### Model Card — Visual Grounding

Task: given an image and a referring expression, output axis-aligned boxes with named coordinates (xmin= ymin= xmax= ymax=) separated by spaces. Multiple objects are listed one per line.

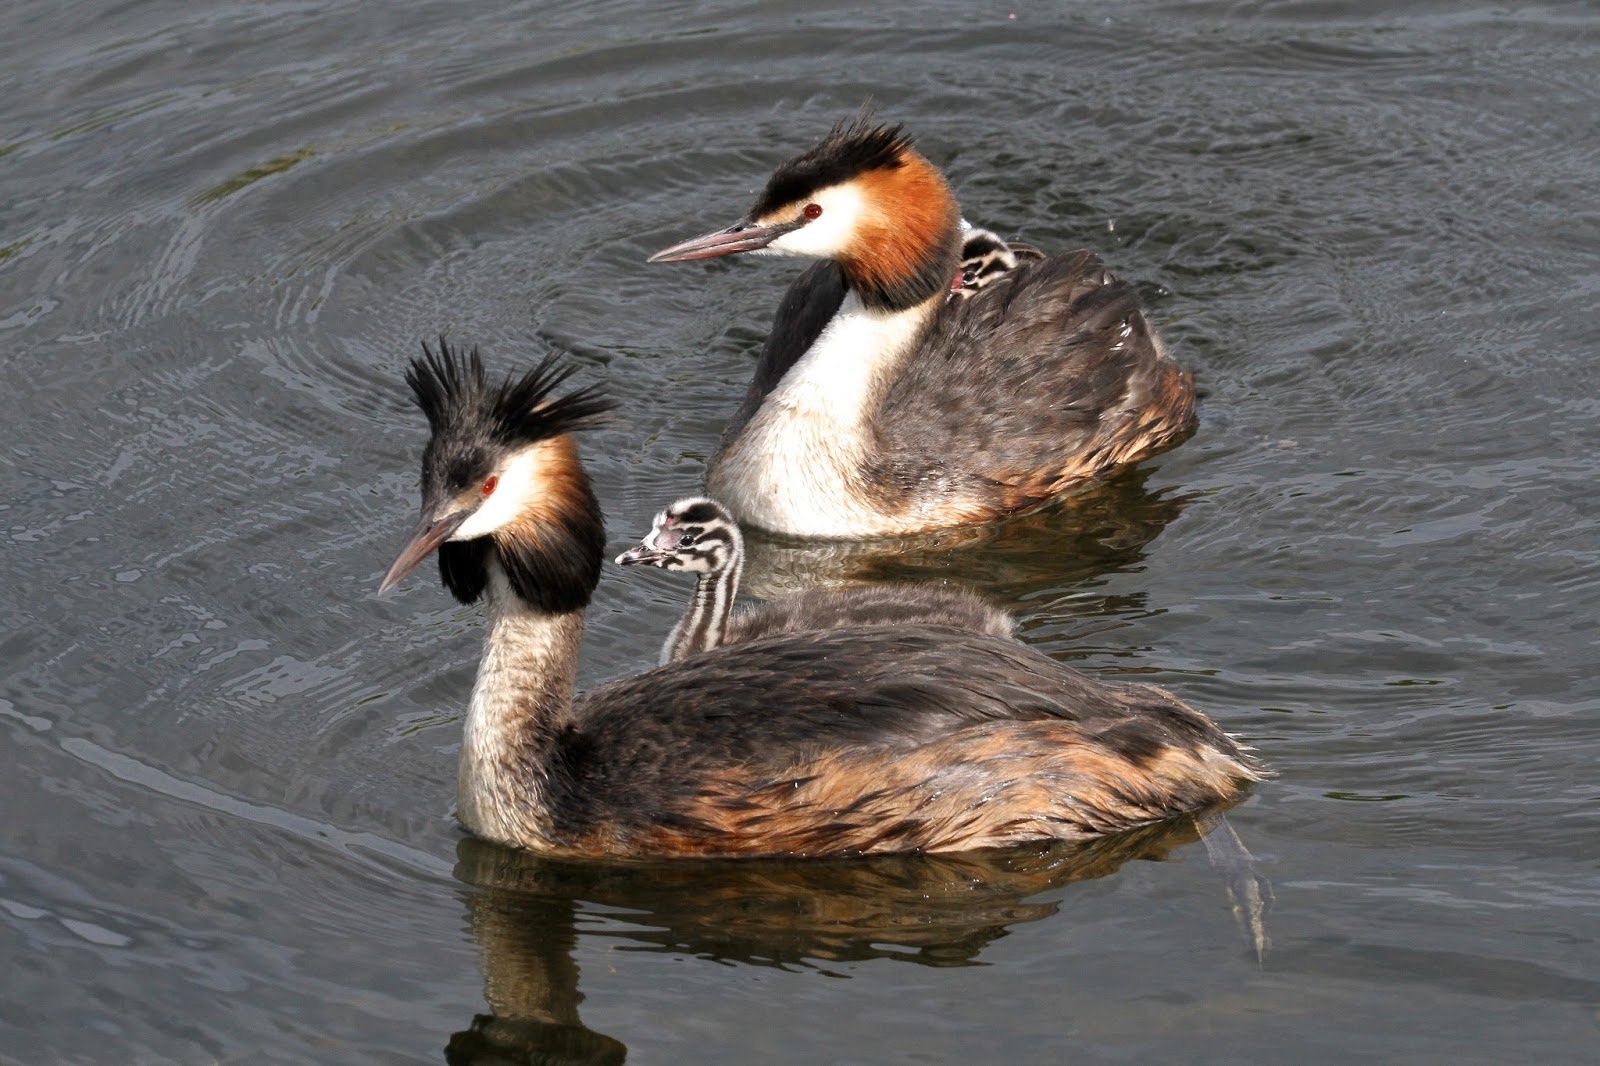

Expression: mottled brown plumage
xmin=873 ymin=250 xmax=1197 ymax=518
xmin=562 ymin=630 xmax=1259 ymax=857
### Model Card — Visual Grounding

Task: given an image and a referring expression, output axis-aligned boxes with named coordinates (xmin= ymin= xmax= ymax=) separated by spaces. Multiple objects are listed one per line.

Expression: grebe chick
xmin=951 ymin=225 xmax=1045 ymax=300
xmin=380 ymin=340 xmax=1264 ymax=858
xmin=649 ymin=116 xmax=1196 ymax=539
xmin=615 ymin=496 xmax=1012 ymax=664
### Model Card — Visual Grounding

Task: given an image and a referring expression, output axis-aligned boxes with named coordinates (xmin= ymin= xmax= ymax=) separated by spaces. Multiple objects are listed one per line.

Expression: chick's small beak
xmin=647 ymin=218 xmax=794 ymax=263
xmin=615 ymin=542 xmax=666 ymax=567
xmin=379 ymin=510 xmax=470 ymax=593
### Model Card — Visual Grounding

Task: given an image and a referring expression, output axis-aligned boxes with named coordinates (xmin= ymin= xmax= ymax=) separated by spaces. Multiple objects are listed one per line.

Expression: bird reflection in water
xmin=445 ymin=810 xmax=1267 ymax=1065
xmin=730 ymin=466 xmax=1195 ymax=609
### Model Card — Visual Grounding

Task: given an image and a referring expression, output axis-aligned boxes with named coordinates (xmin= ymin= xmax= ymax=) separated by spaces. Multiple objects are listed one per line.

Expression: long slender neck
xmin=776 ymin=291 xmax=939 ymax=425
xmin=662 ymin=550 xmax=744 ymax=664
xmin=707 ymin=291 xmax=944 ymax=537
xmin=458 ymin=565 xmax=584 ymax=850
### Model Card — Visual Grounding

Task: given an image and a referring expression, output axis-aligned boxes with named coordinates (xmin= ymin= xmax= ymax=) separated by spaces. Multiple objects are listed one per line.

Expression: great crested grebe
xmin=379 ymin=339 xmax=1263 ymax=858
xmin=649 ymin=116 xmax=1196 ymax=539
xmin=615 ymin=496 xmax=1012 ymax=664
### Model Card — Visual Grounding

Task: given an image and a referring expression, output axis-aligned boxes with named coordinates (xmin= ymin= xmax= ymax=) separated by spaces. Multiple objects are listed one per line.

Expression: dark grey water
xmin=4 ymin=1 xmax=1598 ymax=1062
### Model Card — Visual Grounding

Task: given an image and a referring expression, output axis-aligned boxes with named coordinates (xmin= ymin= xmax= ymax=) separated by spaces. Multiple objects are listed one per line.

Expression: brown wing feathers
xmin=875 ymin=251 xmax=1196 ymax=513
xmin=553 ymin=626 xmax=1261 ymax=857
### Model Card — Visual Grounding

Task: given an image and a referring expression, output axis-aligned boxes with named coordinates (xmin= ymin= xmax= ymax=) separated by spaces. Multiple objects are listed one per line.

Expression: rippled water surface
xmin=4 ymin=1 xmax=1599 ymax=1062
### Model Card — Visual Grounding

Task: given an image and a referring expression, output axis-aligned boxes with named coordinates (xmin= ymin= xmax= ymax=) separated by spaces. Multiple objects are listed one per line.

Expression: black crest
xmin=404 ymin=338 xmax=612 ymax=613
xmin=407 ymin=337 xmax=613 ymax=451
xmin=749 ymin=115 xmax=913 ymax=220
xmin=409 ymin=337 xmax=614 ymax=500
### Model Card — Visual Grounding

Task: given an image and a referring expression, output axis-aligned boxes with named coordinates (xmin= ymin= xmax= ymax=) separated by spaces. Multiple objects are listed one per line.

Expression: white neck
xmin=708 ymin=292 xmax=939 ymax=537
xmin=662 ymin=552 xmax=743 ymax=664
xmin=457 ymin=566 xmax=583 ymax=850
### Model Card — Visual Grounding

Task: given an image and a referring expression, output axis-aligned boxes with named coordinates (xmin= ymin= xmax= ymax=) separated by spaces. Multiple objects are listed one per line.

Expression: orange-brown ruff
xmin=382 ymin=341 xmax=1263 ymax=859
xmin=650 ymin=117 xmax=1197 ymax=538
xmin=844 ymin=156 xmax=956 ymax=302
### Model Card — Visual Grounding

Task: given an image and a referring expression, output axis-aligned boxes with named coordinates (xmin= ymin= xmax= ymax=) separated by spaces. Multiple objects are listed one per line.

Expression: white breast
xmin=708 ymin=293 xmax=934 ymax=538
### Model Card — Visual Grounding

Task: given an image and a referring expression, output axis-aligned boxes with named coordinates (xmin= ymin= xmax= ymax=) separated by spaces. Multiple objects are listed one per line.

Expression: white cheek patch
xmin=766 ymin=183 xmax=868 ymax=259
xmin=449 ymin=447 xmax=544 ymax=541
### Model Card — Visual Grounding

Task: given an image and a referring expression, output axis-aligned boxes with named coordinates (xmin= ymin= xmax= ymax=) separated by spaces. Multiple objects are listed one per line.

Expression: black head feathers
xmin=403 ymin=339 xmax=611 ymax=613
xmin=407 ymin=337 xmax=614 ymax=449
xmin=410 ymin=337 xmax=614 ymax=502
xmin=749 ymin=116 xmax=914 ymax=220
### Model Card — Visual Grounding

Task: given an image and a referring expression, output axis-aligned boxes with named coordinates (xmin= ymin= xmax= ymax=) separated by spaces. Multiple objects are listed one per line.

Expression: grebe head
xmin=615 ymin=497 xmax=740 ymax=574
xmin=379 ymin=338 xmax=613 ymax=611
xmin=649 ymin=116 xmax=962 ymax=309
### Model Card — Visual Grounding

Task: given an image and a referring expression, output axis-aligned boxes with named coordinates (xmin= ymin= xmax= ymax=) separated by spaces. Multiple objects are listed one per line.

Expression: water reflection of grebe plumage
xmin=650 ymin=116 xmax=1196 ymax=538
xmin=380 ymin=340 xmax=1263 ymax=859
xmin=446 ymin=819 xmax=1253 ymax=1063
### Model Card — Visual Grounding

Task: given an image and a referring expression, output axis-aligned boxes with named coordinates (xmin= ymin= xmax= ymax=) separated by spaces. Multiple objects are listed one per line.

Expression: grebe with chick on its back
xmin=650 ymin=115 xmax=1196 ymax=539
xmin=378 ymin=339 xmax=1263 ymax=859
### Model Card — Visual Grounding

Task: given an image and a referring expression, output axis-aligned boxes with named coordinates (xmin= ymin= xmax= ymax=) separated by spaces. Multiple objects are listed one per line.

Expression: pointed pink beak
xmin=647 ymin=219 xmax=792 ymax=263
xmin=379 ymin=510 xmax=470 ymax=593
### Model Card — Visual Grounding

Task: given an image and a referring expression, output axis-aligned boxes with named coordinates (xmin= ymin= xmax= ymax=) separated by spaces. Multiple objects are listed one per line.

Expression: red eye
xmin=481 ymin=476 xmax=498 ymax=496
xmin=803 ymin=203 xmax=823 ymax=220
